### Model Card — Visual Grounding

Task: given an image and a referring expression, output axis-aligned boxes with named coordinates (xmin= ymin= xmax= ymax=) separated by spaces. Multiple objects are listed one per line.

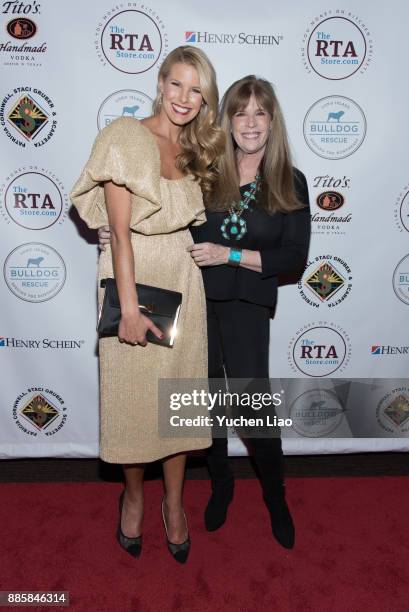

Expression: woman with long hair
xmin=99 ymin=74 xmax=310 ymax=550
xmin=188 ymin=75 xmax=310 ymax=549
xmin=71 ymin=46 xmax=224 ymax=563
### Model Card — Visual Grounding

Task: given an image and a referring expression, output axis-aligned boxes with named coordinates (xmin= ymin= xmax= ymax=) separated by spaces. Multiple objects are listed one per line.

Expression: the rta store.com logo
xmin=97 ymin=90 xmax=153 ymax=130
xmin=3 ymin=242 xmax=66 ymax=302
xmin=303 ymin=96 xmax=366 ymax=160
xmin=0 ymin=169 xmax=68 ymax=230
xmin=298 ymin=254 xmax=352 ymax=309
xmin=185 ymin=31 xmax=283 ymax=46
xmin=288 ymin=322 xmax=351 ymax=377
xmin=95 ymin=6 xmax=168 ymax=74
xmin=301 ymin=11 xmax=373 ymax=79
xmin=0 ymin=87 xmax=57 ymax=147
xmin=394 ymin=184 xmax=409 ymax=234
xmin=12 ymin=387 xmax=67 ymax=438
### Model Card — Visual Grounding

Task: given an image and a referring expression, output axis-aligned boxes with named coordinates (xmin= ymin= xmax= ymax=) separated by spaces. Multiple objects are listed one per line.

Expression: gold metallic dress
xmin=71 ymin=118 xmax=211 ymax=463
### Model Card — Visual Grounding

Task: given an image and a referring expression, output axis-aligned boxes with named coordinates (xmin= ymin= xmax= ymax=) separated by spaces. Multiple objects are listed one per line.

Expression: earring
xmin=158 ymin=92 xmax=163 ymax=106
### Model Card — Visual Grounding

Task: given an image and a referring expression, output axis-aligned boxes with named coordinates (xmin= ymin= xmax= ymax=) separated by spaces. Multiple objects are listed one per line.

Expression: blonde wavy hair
xmin=209 ymin=75 xmax=303 ymax=214
xmin=152 ymin=46 xmax=224 ymax=202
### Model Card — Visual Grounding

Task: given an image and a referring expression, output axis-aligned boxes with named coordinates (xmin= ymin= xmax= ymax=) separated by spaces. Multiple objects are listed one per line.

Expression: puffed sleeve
xmin=259 ymin=168 xmax=311 ymax=278
xmin=70 ymin=117 xmax=161 ymax=229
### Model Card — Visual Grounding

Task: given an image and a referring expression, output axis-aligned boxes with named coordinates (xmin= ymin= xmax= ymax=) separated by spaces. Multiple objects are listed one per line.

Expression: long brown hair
xmin=152 ymin=46 xmax=224 ymax=202
xmin=209 ymin=75 xmax=303 ymax=214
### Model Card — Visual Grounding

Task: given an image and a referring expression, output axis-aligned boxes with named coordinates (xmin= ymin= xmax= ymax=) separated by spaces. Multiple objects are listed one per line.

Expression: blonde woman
xmin=71 ymin=46 xmax=224 ymax=563
xmin=98 ymin=75 xmax=310 ymax=550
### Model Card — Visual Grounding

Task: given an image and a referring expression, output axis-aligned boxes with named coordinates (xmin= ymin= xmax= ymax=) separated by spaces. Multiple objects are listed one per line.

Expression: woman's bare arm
xmin=104 ymin=181 xmax=162 ymax=345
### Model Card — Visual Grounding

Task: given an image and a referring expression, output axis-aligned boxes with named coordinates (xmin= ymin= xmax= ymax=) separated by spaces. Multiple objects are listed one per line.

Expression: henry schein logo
xmin=184 ymin=30 xmax=283 ymax=46
xmin=371 ymin=345 xmax=409 ymax=356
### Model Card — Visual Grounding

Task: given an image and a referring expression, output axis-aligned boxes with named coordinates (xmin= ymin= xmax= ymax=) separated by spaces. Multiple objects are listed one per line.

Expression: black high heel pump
xmin=116 ymin=490 xmax=142 ymax=558
xmin=161 ymin=497 xmax=190 ymax=564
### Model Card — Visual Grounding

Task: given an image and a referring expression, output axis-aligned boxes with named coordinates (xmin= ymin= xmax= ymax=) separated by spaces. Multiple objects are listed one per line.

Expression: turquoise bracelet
xmin=228 ymin=247 xmax=242 ymax=267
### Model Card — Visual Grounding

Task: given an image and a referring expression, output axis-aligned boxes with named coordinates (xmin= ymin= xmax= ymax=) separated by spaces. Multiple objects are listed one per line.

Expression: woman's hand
xmin=187 ymin=242 xmax=229 ymax=267
xmin=118 ymin=311 xmax=163 ymax=346
xmin=98 ymin=225 xmax=111 ymax=251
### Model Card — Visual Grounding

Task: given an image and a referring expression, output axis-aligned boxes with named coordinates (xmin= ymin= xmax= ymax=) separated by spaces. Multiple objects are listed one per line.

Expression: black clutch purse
xmin=97 ymin=278 xmax=182 ymax=348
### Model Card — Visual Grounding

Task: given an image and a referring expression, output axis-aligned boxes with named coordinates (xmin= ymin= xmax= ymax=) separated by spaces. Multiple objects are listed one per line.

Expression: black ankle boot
xmin=247 ymin=438 xmax=294 ymax=548
xmin=205 ymin=477 xmax=234 ymax=532
xmin=263 ymin=486 xmax=295 ymax=549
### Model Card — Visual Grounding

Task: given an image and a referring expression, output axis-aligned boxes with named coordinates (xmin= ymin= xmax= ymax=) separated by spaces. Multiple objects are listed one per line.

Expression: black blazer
xmin=189 ymin=168 xmax=311 ymax=307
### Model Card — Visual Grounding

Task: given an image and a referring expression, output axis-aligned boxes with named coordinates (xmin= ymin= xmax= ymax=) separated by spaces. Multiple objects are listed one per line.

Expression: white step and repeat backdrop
xmin=1 ymin=0 xmax=408 ymax=458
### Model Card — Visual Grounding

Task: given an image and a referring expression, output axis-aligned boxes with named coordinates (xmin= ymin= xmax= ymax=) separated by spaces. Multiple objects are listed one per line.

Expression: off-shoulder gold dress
xmin=71 ymin=118 xmax=211 ymax=463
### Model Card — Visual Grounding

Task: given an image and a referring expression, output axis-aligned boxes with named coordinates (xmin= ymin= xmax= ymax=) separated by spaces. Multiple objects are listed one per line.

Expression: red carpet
xmin=1 ymin=478 xmax=408 ymax=612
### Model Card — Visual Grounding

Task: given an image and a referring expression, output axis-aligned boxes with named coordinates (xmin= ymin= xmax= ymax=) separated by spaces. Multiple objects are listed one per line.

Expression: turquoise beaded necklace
xmin=220 ymin=174 xmax=260 ymax=241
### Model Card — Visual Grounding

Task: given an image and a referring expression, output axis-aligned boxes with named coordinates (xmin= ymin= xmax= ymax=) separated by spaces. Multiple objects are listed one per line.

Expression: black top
xmin=189 ymin=167 xmax=311 ymax=307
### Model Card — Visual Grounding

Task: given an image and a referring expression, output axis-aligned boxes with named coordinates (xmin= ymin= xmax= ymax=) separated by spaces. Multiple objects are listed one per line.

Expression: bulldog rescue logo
xmin=289 ymin=388 xmax=345 ymax=437
xmin=301 ymin=11 xmax=373 ymax=79
xmin=12 ymin=387 xmax=67 ymax=437
xmin=393 ymin=255 xmax=409 ymax=305
xmin=97 ymin=89 xmax=153 ymax=130
xmin=303 ymin=96 xmax=366 ymax=160
xmin=288 ymin=322 xmax=351 ymax=377
xmin=298 ymin=255 xmax=352 ymax=308
xmin=3 ymin=242 xmax=66 ymax=302
xmin=0 ymin=86 xmax=57 ymax=147
xmin=95 ymin=5 xmax=168 ymax=74
xmin=0 ymin=168 xmax=68 ymax=229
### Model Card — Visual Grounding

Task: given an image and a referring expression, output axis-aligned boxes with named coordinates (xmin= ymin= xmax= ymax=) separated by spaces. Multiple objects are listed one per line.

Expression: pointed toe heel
xmin=161 ymin=498 xmax=190 ymax=564
xmin=116 ymin=491 xmax=142 ymax=558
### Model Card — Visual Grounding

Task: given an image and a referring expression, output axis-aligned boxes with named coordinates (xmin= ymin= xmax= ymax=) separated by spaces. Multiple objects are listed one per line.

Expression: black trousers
xmin=206 ymin=298 xmax=284 ymax=495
